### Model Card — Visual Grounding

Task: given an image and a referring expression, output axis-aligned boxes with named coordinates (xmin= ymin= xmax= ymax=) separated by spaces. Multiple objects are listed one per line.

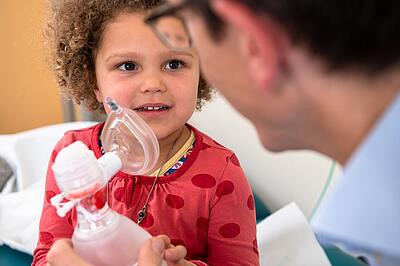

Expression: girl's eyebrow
xmin=104 ymin=50 xmax=194 ymax=63
xmin=161 ymin=50 xmax=194 ymax=58
xmin=105 ymin=51 xmax=144 ymax=63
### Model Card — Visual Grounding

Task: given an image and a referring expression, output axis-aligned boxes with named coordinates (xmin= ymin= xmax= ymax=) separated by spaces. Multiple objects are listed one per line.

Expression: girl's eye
xmin=165 ymin=60 xmax=185 ymax=70
xmin=118 ymin=62 xmax=137 ymax=71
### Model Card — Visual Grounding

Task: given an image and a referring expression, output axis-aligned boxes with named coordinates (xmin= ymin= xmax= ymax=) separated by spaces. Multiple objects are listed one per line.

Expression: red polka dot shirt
xmin=32 ymin=123 xmax=259 ymax=266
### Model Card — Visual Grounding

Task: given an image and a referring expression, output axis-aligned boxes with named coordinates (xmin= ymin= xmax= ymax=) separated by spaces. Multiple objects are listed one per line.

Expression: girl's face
xmin=94 ymin=11 xmax=199 ymax=141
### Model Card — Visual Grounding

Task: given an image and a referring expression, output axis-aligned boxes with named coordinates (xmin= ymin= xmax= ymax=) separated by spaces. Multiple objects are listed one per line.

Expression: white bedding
xmin=0 ymin=122 xmax=96 ymax=254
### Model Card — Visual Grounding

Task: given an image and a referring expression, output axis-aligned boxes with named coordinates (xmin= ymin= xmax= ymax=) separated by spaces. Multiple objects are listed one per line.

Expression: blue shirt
xmin=312 ymin=93 xmax=400 ymax=266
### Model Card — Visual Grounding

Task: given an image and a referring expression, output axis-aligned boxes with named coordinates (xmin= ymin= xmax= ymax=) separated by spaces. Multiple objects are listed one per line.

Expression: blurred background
xmin=0 ymin=1 xmax=103 ymax=134
xmin=0 ymin=1 xmax=63 ymax=134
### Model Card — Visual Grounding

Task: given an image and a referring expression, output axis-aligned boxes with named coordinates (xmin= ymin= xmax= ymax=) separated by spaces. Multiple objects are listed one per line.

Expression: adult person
xmin=47 ymin=0 xmax=400 ymax=265
xmin=138 ymin=0 xmax=400 ymax=265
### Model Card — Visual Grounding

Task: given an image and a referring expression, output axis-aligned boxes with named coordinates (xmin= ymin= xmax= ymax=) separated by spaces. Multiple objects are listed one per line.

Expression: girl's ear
xmin=94 ymin=87 xmax=103 ymax=103
xmin=211 ymin=0 xmax=286 ymax=91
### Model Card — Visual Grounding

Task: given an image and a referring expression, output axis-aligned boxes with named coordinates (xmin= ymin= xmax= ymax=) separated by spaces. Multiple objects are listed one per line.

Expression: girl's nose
xmin=139 ymin=73 xmax=167 ymax=93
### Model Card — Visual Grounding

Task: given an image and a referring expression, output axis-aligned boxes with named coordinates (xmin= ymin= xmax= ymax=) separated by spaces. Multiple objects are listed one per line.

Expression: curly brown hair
xmin=46 ymin=0 xmax=213 ymax=112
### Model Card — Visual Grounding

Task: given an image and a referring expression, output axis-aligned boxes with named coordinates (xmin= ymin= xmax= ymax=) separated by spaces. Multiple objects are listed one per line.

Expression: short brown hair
xmin=46 ymin=0 xmax=213 ymax=112
xmin=196 ymin=0 xmax=400 ymax=74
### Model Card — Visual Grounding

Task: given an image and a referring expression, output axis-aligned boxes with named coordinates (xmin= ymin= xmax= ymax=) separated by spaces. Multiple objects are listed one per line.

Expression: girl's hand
xmin=164 ymin=244 xmax=194 ymax=266
xmin=47 ymin=239 xmax=92 ymax=266
xmin=138 ymin=235 xmax=168 ymax=265
xmin=138 ymin=235 xmax=195 ymax=266
xmin=48 ymin=235 xmax=195 ymax=266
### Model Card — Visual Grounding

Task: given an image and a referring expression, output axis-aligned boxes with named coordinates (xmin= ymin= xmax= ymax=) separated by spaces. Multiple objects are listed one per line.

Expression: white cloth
xmin=0 ymin=186 xmax=44 ymax=253
xmin=312 ymin=93 xmax=400 ymax=266
xmin=0 ymin=122 xmax=96 ymax=254
xmin=257 ymin=202 xmax=331 ymax=266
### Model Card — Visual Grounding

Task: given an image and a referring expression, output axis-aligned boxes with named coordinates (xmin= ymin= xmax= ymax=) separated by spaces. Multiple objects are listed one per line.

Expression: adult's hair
xmin=46 ymin=0 xmax=212 ymax=112
xmin=197 ymin=0 xmax=400 ymax=74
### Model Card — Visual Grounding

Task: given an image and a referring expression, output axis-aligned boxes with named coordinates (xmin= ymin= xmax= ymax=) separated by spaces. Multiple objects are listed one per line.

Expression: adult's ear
xmin=210 ymin=0 xmax=285 ymax=91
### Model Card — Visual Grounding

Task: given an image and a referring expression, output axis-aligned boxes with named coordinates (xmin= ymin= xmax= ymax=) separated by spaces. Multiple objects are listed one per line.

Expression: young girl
xmin=33 ymin=1 xmax=258 ymax=265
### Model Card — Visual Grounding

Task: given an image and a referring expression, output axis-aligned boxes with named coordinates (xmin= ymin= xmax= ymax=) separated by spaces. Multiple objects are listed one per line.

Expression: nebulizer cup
xmin=50 ymin=97 xmax=160 ymax=266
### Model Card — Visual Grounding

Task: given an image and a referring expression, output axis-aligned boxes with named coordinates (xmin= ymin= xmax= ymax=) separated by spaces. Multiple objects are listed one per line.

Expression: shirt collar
xmin=312 ymin=92 xmax=400 ymax=260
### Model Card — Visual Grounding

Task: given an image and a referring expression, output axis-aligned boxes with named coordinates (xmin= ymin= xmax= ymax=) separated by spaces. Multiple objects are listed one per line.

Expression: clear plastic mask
xmin=101 ymin=97 xmax=159 ymax=175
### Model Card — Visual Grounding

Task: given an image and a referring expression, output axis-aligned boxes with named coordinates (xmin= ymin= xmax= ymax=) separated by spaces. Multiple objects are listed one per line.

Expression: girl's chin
xmin=153 ymin=126 xmax=187 ymax=143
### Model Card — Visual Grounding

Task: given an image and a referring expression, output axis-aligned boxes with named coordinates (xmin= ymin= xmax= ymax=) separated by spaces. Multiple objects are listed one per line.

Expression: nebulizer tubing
xmin=308 ymin=160 xmax=336 ymax=221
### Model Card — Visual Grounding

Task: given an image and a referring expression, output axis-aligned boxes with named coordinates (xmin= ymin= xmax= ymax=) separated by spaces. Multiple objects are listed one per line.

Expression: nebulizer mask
xmin=100 ymin=97 xmax=160 ymax=175
xmin=50 ymin=97 xmax=160 ymax=266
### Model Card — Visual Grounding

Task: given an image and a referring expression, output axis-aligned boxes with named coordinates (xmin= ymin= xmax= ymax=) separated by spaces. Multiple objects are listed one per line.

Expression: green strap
xmin=308 ymin=160 xmax=336 ymax=221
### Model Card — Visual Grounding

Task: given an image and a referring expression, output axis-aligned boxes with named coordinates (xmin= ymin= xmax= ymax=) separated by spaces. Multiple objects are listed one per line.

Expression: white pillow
xmin=0 ymin=186 xmax=44 ymax=254
xmin=0 ymin=121 xmax=96 ymax=254
xmin=12 ymin=121 xmax=97 ymax=190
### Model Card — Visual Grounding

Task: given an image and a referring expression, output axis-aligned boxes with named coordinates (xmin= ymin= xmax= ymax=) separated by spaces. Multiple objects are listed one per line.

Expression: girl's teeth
xmin=141 ymin=106 xmax=167 ymax=111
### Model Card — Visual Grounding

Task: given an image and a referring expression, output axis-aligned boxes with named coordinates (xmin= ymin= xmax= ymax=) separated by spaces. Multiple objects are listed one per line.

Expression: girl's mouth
xmin=133 ymin=104 xmax=171 ymax=118
xmin=134 ymin=105 xmax=170 ymax=112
